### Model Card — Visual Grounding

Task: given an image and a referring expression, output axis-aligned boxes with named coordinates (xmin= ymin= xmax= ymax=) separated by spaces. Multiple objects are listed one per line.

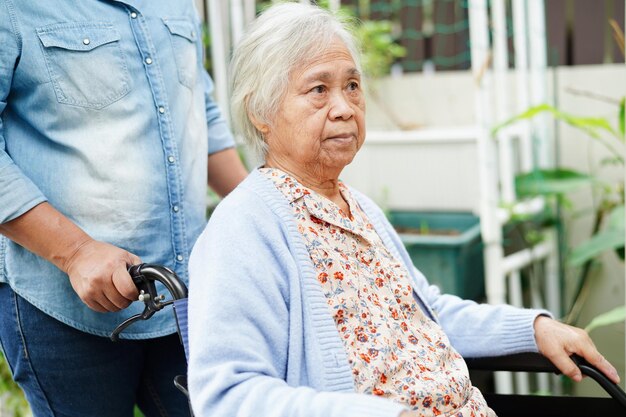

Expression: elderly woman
xmin=187 ymin=3 xmax=619 ymax=417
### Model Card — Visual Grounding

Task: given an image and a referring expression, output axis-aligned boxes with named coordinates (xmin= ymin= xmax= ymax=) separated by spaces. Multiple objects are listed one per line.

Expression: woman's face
xmin=263 ymin=39 xmax=366 ymax=182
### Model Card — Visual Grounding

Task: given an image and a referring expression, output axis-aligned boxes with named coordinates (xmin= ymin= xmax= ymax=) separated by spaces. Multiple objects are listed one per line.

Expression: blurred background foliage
xmin=0 ymin=352 xmax=30 ymax=417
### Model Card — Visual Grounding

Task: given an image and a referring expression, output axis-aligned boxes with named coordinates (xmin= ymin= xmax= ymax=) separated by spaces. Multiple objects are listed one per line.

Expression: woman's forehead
xmin=301 ymin=67 xmax=361 ymax=84
xmin=292 ymin=43 xmax=358 ymax=81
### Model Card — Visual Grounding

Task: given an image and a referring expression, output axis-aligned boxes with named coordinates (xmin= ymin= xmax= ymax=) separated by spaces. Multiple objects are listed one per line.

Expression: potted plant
xmin=388 ymin=210 xmax=485 ymax=300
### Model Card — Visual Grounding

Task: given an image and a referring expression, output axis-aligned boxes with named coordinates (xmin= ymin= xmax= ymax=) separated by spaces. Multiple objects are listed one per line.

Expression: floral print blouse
xmin=261 ymin=168 xmax=495 ymax=417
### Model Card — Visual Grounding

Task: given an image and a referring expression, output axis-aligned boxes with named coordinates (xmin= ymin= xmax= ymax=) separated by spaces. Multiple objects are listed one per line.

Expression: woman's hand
xmin=63 ymin=239 xmax=141 ymax=313
xmin=534 ymin=315 xmax=620 ymax=383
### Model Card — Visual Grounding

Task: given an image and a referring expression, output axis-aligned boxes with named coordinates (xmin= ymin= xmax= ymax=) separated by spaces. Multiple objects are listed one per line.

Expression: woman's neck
xmin=263 ymin=160 xmax=350 ymax=214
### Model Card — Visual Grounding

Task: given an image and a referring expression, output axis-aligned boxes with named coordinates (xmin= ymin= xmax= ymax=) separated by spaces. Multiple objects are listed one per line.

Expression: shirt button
xmin=167 ymin=156 xmax=175 ymax=163
xmin=176 ymin=255 xmax=184 ymax=262
xmin=173 ymin=205 xmax=179 ymax=213
xmin=158 ymin=106 xmax=165 ymax=114
xmin=130 ymin=12 xmax=138 ymax=19
xmin=145 ymin=57 xmax=153 ymax=65
xmin=82 ymin=38 xmax=90 ymax=45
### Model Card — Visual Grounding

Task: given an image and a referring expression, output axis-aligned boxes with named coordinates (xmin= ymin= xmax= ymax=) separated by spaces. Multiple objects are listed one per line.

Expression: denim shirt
xmin=0 ymin=0 xmax=235 ymax=338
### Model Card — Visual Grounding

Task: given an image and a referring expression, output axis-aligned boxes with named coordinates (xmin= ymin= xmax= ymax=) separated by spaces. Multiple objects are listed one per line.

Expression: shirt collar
xmin=260 ymin=167 xmax=378 ymax=245
xmin=259 ymin=167 xmax=311 ymax=203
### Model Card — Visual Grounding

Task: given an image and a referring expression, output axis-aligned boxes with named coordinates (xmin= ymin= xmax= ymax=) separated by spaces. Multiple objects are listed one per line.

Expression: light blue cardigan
xmin=188 ymin=169 xmax=547 ymax=417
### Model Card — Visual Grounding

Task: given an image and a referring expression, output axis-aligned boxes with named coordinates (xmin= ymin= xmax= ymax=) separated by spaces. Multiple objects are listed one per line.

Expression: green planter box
xmin=388 ymin=211 xmax=485 ymax=300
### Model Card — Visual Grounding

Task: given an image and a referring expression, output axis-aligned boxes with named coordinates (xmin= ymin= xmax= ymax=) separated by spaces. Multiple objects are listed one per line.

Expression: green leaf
xmin=568 ymin=230 xmax=625 ymax=266
xmin=515 ymin=169 xmax=595 ymax=197
xmin=355 ymin=19 xmax=406 ymax=78
xmin=568 ymin=205 xmax=625 ymax=266
xmin=607 ymin=204 xmax=625 ymax=230
xmin=558 ymin=113 xmax=617 ymax=140
xmin=492 ymin=104 xmax=553 ymax=135
xmin=492 ymin=104 xmax=618 ymax=140
xmin=584 ymin=306 xmax=626 ymax=333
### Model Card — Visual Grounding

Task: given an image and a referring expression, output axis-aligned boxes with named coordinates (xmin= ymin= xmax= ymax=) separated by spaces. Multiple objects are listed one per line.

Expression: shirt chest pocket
xmin=163 ymin=18 xmax=199 ymax=89
xmin=36 ymin=23 xmax=131 ymax=109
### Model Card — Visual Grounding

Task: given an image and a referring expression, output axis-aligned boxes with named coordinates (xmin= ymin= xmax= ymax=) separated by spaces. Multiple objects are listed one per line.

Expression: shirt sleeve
xmin=0 ymin=1 xmax=47 ymax=224
xmin=415 ymin=267 xmax=552 ymax=357
xmin=203 ymin=70 xmax=236 ymax=155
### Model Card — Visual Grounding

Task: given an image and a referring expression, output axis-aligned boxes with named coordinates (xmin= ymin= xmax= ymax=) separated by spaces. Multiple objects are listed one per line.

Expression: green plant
xmin=313 ymin=0 xmax=409 ymax=129
xmin=0 ymin=352 xmax=31 ymax=417
xmin=308 ymin=0 xmax=406 ymax=78
xmin=353 ymin=19 xmax=406 ymax=79
xmin=493 ymin=97 xmax=625 ymax=330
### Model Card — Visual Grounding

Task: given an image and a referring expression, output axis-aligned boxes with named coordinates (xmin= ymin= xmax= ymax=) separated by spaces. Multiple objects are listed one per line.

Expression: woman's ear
xmin=248 ymin=113 xmax=270 ymax=135
xmin=245 ymin=96 xmax=270 ymax=137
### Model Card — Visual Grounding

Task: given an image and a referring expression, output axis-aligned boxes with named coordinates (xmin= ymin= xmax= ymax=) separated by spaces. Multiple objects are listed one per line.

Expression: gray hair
xmin=229 ymin=1 xmax=361 ymax=159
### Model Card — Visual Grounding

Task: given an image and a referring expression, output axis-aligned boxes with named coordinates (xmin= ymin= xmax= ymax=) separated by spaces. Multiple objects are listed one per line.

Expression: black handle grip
xmin=128 ymin=263 xmax=188 ymax=300
xmin=110 ymin=263 xmax=188 ymax=341
xmin=465 ymin=352 xmax=626 ymax=408
xmin=573 ymin=355 xmax=626 ymax=408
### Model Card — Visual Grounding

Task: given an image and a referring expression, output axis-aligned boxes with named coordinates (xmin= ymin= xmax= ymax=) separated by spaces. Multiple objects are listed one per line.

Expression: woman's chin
xmin=323 ymin=137 xmax=360 ymax=154
xmin=319 ymin=154 xmax=357 ymax=173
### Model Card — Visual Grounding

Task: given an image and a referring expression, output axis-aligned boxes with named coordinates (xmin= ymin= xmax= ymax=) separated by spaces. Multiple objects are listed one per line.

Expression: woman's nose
xmin=329 ymin=92 xmax=355 ymax=120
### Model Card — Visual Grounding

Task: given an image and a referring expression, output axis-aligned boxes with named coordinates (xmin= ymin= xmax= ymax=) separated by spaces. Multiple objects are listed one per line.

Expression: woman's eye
xmin=348 ymin=81 xmax=359 ymax=91
xmin=310 ymin=85 xmax=326 ymax=94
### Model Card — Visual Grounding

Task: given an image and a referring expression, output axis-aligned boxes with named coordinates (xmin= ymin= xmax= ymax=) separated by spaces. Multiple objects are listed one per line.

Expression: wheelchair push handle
xmin=110 ymin=263 xmax=188 ymax=341
xmin=127 ymin=263 xmax=188 ymax=300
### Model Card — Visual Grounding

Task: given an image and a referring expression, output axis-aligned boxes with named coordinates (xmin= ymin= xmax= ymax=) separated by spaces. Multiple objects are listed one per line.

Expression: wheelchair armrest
xmin=465 ymin=352 xmax=626 ymax=408
xmin=464 ymin=352 xmax=558 ymax=373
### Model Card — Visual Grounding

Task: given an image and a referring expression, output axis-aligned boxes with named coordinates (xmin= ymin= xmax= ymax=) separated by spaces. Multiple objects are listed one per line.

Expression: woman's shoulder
xmin=210 ymin=172 xmax=270 ymax=219
xmin=206 ymin=169 xmax=294 ymax=235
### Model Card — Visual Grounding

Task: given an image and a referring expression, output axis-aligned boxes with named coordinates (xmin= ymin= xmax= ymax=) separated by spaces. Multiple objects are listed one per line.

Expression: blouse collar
xmin=259 ymin=167 xmax=378 ymax=245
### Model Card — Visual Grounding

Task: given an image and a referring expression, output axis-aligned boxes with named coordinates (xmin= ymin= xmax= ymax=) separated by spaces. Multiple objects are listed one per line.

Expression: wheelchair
xmin=112 ymin=264 xmax=626 ymax=417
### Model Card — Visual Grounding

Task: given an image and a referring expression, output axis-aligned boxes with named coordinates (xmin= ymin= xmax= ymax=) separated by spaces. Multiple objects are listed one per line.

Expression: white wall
xmin=342 ymin=130 xmax=481 ymax=212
